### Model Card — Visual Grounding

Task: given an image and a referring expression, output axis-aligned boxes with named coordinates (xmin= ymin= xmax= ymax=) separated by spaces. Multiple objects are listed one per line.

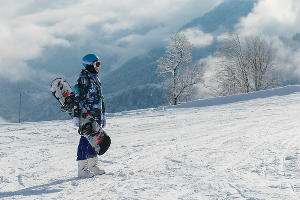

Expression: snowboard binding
xmin=78 ymin=121 xmax=97 ymax=136
xmin=78 ymin=116 xmax=98 ymax=136
xmin=61 ymin=92 xmax=75 ymax=114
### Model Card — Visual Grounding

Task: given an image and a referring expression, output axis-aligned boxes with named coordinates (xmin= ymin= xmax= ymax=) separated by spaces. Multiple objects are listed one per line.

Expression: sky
xmin=1 ymin=0 xmax=300 ymax=84
xmin=0 ymin=0 xmax=223 ymax=82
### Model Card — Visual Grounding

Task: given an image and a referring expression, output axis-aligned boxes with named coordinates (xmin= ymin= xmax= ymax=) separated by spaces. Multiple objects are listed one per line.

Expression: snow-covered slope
xmin=1 ymin=86 xmax=300 ymax=199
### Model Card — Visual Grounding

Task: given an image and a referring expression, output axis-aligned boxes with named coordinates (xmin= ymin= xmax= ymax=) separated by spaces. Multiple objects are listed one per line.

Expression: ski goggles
xmin=82 ymin=60 xmax=101 ymax=68
xmin=93 ymin=61 xmax=100 ymax=68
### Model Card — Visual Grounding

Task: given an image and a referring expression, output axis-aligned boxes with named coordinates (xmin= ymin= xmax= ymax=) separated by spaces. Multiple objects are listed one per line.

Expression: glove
xmin=102 ymin=114 xmax=106 ymax=128
xmin=96 ymin=115 xmax=106 ymax=128
xmin=72 ymin=117 xmax=80 ymax=127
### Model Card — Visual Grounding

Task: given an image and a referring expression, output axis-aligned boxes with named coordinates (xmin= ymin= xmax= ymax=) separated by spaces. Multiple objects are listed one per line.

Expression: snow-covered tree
xmin=245 ymin=36 xmax=280 ymax=91
xmin=209 ymin=33 xmax=281 ymax=96
xmin=157 ymin=32 xmax=202 ymax=105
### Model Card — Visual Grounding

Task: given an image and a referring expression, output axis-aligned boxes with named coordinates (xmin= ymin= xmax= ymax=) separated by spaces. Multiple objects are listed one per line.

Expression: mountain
xmin=181 ymin=0 xmax=257 ymax=33
xmin=1 ymin=0 xmax=258 ymax=122
xmin=105 ymin=84 xmax=165 ymax=113
xmin=1 ymin=85 xmax=300 ymax=199
xmin=104 ymin=0 xmax=258 ymax=92
xmin=0 ymin=79 xmax=68 ymax=122
xmin=293 ymin=33 xmax=300 ymax=41
xmin=103 ymin=48 xmax=165 ymax=94
xmin=184 ymin=0 xmax=257 ymax=61
xmin=102 ymin=0 xmax=257 ymax=111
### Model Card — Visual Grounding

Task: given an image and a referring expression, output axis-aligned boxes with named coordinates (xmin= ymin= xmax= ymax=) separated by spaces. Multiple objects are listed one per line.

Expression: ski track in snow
xmin=1 ymin=86 xmax=300 ymax=199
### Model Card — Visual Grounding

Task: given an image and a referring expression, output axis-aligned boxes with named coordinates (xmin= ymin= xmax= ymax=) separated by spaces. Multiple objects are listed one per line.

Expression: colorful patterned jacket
xmin=73 ymin=69 xmax=105 ymax=120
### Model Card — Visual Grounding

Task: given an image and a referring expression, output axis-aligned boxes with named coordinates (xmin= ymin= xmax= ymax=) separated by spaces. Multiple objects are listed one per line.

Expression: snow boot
xmin=87 ymin=156 xmax=105 ymax=175
xmin=78 ymin=160 xmax=94 ymax=178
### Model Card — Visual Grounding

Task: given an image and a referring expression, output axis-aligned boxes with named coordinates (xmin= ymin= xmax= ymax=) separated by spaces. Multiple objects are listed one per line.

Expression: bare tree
xmin=245 ymin=36 xmax=278 ymax=91
xmin=210 ymin=33 xmax=281 ymax=96
xmin=157 ymin=32 xmax=202 ymax=105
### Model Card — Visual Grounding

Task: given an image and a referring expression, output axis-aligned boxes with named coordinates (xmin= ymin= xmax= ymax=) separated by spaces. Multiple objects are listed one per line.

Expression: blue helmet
xmin=82 ymin=54 xmax=99 ymax=68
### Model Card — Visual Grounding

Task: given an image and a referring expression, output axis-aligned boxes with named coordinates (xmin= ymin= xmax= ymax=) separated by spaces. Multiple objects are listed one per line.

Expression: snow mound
xmin=1 ymin=85 xmax=300 ymax=199
xmin=175 ymin=85 xmax=300 ymax=109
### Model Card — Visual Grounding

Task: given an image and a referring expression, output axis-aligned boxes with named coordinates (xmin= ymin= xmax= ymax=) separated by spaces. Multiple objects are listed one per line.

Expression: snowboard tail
xmin=88 ymin=129 xmax=111 ymax=155
xmin=98 ymin=132 xmax=111 ymax=155
xmin=80 ymin=116 xmax=111 ymax=155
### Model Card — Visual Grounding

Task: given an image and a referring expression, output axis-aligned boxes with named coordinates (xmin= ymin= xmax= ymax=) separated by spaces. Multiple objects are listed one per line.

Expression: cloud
xmin=0 ymin=1 xmax=71 ymax=81
xmin=198 ymin=56 xmax=221 ymax=84
xmin=181 ymin=28 xmax=214 ymax=48
xmin=272 ymin=38 xmax=300 ymax=80
xmin=237 ymin=0 xmax=300 ymax=37
xmin=0 ymin=0 xmax=223 ymax=82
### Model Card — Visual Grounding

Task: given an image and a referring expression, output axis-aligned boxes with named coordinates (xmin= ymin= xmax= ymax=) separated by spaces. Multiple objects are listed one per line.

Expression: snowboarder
xmin=72 ymin=53 xmax=106 ymax=178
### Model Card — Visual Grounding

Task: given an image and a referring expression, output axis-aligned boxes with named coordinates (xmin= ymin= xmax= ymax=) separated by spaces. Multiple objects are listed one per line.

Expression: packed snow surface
xmin=1 ymin=86 xmax=300 ymax=199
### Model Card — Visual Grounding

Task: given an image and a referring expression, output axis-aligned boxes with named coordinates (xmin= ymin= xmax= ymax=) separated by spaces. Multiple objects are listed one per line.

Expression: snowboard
xmin=50 ymin=77 xmax=111 ymax=155
xmin=50 ymin=78 xmax=75 ymax=116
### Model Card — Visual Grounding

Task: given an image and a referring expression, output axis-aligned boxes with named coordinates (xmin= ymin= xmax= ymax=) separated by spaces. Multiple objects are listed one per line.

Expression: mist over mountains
xmin=0 ymin=0 xmax=274 ymax=122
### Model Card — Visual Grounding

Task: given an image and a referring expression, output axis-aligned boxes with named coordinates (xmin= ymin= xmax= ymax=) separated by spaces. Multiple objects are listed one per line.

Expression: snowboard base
xmin=86 ymin=129 xmax=111 ymax=156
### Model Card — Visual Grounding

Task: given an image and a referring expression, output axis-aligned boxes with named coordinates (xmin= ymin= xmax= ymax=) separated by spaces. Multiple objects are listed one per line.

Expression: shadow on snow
xmin=0 ymin=177 xmax=79 ymax=198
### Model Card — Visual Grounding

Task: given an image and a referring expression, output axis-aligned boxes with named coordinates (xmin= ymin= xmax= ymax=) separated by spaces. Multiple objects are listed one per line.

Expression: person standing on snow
xmin=72 ymin=53 xmax=106 ymax=178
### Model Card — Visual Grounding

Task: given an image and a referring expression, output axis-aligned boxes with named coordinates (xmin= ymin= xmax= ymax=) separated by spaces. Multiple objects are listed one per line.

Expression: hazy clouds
xmin=237 ymin=0 xmax=300 ymax=38
xmin=182 ymin=28 xmax=214 ymax=48
xmin=0 ymin=0 xmax=223 ymax=82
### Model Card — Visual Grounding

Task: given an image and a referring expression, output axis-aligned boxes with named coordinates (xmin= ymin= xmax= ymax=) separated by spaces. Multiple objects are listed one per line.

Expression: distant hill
xmin=103 ymin=48 xmax=165 ymax=95
xmin=181 ymin=0 xmax=257 ymax=33
xmin=293 ymin=33 xmax=300 ymax=41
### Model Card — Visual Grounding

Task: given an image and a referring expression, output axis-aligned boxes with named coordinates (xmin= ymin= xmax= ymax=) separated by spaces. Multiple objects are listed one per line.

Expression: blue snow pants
xmin=77 ymin=136 xmax=97 ymax=160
